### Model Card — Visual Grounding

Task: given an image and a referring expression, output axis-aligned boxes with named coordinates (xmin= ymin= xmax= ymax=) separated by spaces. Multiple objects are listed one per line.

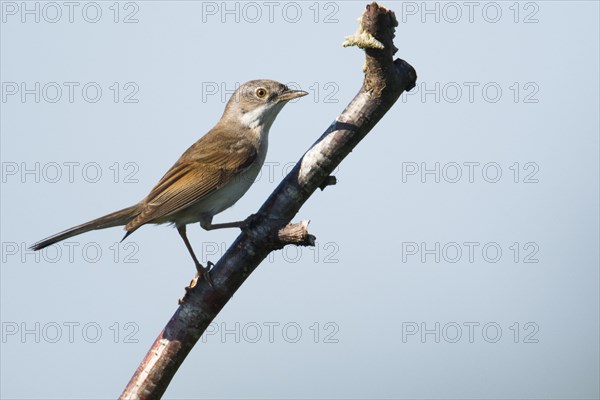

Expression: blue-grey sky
xmin=1 ymin=1 xmax=598 ymax=399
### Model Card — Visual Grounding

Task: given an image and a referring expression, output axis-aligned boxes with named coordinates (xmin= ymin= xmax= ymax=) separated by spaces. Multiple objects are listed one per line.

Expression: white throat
xmin=240 ymin=102 xmax=286 ymax=132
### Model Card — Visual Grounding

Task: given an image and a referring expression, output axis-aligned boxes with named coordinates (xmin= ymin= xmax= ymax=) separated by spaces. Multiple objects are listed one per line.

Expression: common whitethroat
xmin=31 ymin=80 xmax=308 ymax=281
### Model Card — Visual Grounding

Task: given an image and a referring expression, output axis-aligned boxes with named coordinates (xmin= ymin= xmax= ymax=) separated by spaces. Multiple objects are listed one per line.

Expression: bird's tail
xmin=30 ymin=205 xmax=139 ymax=251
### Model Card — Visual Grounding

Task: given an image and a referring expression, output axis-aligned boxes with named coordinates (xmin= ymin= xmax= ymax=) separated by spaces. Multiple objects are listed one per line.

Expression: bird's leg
xmin=177 ymin=225 xmax=213 ymax=287
xmin=201 ymin=220 xmax=246 ymax=230
xmin=200 ymin=213 xmax=261 ymax=233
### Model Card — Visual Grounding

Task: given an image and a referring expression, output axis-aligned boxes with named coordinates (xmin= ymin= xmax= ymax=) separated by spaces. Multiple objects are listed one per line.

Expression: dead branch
xmin=120 ymin=3 xmax=416 ymax=398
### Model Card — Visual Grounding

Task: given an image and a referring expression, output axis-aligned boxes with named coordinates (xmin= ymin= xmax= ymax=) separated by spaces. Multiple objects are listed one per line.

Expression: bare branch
xmin=120 ymin=3 xmax=416 ymax=399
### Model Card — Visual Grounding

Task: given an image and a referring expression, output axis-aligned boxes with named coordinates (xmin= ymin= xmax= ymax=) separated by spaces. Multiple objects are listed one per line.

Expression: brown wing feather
xmin=126 ymin=129 xmax=257 ymax=232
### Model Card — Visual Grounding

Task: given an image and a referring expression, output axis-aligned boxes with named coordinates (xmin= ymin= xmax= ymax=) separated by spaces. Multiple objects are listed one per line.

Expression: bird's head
xmin=222 ymin=79 xmax=308 ymax=131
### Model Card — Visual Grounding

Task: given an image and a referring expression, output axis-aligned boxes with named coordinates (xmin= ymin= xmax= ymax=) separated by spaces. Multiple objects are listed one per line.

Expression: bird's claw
xmin=179 ymin=261 xmax=215 ymax=304
xmin=192 ymin=259 xmax=214 ymax=287
xmin=202 ymin=261 xmax=215 ymax=288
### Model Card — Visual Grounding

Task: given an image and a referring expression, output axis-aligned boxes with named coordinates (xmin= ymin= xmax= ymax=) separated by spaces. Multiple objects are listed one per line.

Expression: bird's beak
xmin=278 ymin=89 xmax=308 ymax=102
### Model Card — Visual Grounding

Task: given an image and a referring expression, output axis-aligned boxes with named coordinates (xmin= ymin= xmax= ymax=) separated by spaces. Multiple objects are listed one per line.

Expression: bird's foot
xmin=201 ymin=261 xmax=215 ymax=287
xmin=193 ymin=260 xmax=214 ymax=288
xmin=178 ymin=261 xmax=215 ymax=304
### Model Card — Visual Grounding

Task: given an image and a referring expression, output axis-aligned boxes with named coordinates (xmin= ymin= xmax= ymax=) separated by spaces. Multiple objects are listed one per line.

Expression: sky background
xmin=1 ymin=1 xmax=599 ymax=399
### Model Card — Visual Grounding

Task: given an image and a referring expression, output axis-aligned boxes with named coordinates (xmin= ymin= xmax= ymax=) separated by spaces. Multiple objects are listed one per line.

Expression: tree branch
xmin=120 ymin=3 xmax=416 ymax=399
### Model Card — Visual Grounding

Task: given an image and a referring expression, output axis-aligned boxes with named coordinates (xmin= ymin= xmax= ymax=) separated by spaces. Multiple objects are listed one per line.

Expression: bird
xmin=30 ymin=79 xmax=308 ymax=282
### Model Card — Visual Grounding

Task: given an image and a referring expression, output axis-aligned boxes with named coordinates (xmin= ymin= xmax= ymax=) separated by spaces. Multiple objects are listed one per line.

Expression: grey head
xmin=220 ymin=79 xmax=308 ymax=131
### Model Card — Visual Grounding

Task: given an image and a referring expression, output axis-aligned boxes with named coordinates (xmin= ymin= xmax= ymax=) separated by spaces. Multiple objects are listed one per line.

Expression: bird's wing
xmin=125 ymin=134 xmax=257 ymax=232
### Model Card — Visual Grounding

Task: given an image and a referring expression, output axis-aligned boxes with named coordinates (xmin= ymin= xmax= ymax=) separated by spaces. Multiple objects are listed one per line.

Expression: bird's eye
xmin=255 ymin=88 xmax=268 ymax=98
